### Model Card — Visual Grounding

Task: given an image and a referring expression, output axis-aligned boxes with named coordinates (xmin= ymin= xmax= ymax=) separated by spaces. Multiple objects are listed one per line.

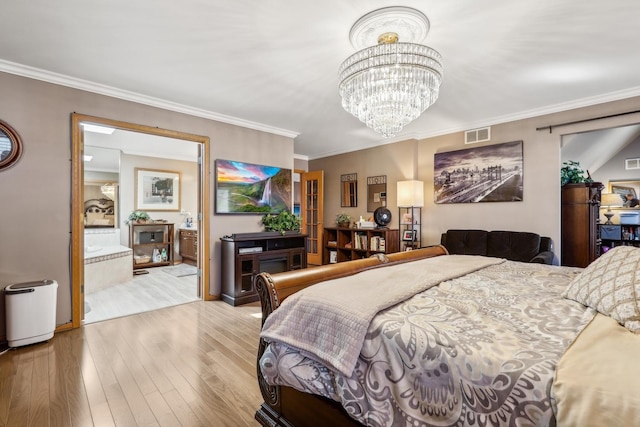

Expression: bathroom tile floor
xmin=84 ymin=264 xmax=199 ymax=324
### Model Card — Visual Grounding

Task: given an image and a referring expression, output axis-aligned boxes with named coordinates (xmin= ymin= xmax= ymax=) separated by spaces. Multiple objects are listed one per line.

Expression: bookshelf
xmin=129 ymin=223 xmax=174 ymax=269
xmin=323 ymin=227 xmax=399 ymax=264
xmin=399 ymin=207 xmax=421 ymax=251
xmin=599 ymin=224 xmax=640 ymax=253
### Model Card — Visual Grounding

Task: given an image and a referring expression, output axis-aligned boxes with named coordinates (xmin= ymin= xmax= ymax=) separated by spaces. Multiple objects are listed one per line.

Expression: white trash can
xmin=4 ymin=280 xmax=58 ymax=347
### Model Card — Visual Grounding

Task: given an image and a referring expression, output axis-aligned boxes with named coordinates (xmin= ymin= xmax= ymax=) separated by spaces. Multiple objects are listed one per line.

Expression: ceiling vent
xmin=626 ymin=158 xmax=640 ymax=170
xmin=465 ymin=127 xmax=491 ymax=144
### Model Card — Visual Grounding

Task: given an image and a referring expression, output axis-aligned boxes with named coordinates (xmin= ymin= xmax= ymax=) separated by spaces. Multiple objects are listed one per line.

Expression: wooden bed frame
xmin=254 ymin=246 xmax=449 ymax=427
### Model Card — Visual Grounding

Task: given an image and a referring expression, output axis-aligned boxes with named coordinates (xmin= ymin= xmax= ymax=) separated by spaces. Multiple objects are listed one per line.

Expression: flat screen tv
xmin=215 ymin=159 xmax=292 ymax=214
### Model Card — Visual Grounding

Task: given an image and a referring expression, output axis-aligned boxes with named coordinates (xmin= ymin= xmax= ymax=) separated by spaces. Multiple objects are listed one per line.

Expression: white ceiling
xmin=2 ymin=1 xmax=640 ymax=160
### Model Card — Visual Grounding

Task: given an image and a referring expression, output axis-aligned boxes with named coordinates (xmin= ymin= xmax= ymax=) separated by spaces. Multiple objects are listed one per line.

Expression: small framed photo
xmin=401 ymin=213 xmax=413 ymax=225
xmin=402 ymin=230 xmax=415 ymax=241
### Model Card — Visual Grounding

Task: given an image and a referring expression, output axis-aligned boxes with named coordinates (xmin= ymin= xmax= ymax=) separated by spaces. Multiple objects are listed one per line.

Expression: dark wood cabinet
xmin=561 ymin=183 xmax=603 ymax=267
xmin=179 ymin=229 xmax=198 ymax=265
xmin=323 ymin=227 xmax=399 ymax=264
xmin=129 ymin=223 xmax=175 ymax=269
xmin=220 ymin=232 xmax=307 ymax=306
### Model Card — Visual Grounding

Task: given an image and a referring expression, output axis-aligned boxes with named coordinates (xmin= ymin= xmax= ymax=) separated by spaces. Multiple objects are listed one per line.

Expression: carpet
xmin=162 ymin=264 xmax=198 ymax=277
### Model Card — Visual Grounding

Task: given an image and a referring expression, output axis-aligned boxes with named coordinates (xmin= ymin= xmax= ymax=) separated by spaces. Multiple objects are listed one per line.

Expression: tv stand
xmin=220 ymin=232 xmax=307 ymax=306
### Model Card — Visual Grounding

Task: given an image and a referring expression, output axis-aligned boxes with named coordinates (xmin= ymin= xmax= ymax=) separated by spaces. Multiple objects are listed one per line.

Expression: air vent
xmin=626 ymin=158 xmax=640 ymax=170
xmin=465 ymin=127 xmax=491 ymax=144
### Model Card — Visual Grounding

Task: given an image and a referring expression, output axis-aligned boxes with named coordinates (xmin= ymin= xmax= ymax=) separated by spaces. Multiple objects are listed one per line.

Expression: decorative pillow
xmin=563 ymin=246 xmax=640 ymax=333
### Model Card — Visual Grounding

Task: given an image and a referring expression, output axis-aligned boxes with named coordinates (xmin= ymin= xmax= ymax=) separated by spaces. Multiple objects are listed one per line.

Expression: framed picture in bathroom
xmin=135 ymin=168 xmax=181 ymax=211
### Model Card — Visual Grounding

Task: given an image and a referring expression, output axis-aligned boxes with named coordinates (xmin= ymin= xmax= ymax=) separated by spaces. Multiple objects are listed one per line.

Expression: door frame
xmin=71 ymin=113 xmax=211 ymax=328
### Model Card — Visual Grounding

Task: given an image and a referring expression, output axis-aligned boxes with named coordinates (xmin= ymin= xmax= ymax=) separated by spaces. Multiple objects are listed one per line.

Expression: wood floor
xmin=0 ymin=300 xmax=264 ymax=427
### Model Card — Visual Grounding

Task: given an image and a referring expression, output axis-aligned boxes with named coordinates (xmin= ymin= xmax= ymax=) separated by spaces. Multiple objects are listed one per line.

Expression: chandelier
xmin=338 ymin=7 xmax=443 ymax=138
xmin=101 ymin=183 xmax=116 ymax=201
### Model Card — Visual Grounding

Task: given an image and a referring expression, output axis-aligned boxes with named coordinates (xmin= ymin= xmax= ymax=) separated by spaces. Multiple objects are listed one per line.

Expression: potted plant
xmin=561 ymin=161 xmax=593 ymax=185
xmin=336 ymin=213 xmax=351 ymax=228
xmin=127 ymin=210 xmax=151 ymax=224
xmin=261 ymin=210 xmax=301 ymax=235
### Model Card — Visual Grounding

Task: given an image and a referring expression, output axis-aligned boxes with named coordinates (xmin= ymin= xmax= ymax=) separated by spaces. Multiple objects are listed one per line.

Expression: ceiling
xmin=2 ymin=1 xmax=640 ymax=160
xmin=562 ymin=124 xmax=640 ymax=175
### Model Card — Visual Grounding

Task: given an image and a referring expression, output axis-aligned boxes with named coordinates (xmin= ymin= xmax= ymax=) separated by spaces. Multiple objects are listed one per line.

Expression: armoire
xmin=561 ymin=182 xmax=604 ymax=267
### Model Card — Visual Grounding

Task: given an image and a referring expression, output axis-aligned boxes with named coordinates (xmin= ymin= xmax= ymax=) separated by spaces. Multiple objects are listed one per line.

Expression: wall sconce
xmin=397 ymin=180 xmax=424 ymax=207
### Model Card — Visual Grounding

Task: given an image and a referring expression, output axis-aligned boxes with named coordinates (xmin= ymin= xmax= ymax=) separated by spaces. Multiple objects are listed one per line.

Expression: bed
xmin=255 ymin=245 xmax=640 ymax=427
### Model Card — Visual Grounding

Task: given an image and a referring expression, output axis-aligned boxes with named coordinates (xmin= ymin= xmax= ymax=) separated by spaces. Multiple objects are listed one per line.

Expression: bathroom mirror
xmin=0 ymin=120 xmax=23 ymax=171
xmin=341 ymin=173 xmax=357 ymax=207
xmin=84 ymin=180 xmax=118 ymax=228
xmin=367 ymin=175 xmax=387 ymax=212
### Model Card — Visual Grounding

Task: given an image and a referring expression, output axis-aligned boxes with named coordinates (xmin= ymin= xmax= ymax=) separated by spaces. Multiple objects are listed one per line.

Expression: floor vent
xmin=626 ymin=158 xmax=640 ymax=170
xmin=465 ymin=127 xmax=491 ymax=144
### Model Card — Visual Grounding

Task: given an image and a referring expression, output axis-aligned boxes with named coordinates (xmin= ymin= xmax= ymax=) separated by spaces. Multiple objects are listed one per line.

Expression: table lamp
xmin=600 ymin=193 xmax=622 ymax=225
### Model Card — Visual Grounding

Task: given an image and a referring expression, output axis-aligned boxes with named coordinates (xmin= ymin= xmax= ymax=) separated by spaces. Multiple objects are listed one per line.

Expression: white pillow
xmin=563 ymin=246 xmax=640 ymax=333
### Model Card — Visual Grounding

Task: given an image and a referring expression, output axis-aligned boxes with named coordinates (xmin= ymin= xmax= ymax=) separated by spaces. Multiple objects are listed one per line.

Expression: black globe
xmin=373 ymin=207 xmax=392 ymax=227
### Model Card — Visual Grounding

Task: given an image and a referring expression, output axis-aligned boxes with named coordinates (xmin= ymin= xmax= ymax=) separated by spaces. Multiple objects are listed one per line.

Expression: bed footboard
xmin=254 ymin=246 xmax=448 ymax=427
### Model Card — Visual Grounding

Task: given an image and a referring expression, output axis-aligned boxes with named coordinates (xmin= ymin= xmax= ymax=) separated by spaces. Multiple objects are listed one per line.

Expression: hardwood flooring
xmin=0 ymin=300 xmax=264 ymax=427
xmin=84 ymin=266 xmax=199 ymax=324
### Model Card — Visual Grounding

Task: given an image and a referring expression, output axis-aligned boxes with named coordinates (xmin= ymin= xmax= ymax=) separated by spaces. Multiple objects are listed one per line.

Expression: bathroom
xmin=84 ymin=227 xmax=132 ymax=293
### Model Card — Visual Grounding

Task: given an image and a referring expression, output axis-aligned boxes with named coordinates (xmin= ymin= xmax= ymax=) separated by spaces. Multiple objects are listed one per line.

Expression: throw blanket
xmin=260 ymin=255 xmax=503 ymax=376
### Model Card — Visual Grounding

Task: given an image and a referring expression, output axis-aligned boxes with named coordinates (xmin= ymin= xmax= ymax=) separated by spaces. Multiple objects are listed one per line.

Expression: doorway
xmin=71 ymin=113 xmax=211 ymax=328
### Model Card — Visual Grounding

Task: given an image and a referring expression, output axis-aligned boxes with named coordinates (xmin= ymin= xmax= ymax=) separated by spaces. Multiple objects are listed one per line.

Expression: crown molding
xmin=0 ymin=59 xmax=299 ymax=139
xmin=412 ymin=86 xmax=640 ymax=141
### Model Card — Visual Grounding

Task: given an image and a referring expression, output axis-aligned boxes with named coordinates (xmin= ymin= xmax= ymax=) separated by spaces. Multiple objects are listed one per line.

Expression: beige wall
xmin=311 ymin=96 xmax=640 ymax=257
xmin=0 ymin=72 xmax=294 ymax=334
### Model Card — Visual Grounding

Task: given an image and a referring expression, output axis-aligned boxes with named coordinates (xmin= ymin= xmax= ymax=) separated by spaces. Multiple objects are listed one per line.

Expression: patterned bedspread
xmin=259 ymin=260 xmax=596 ymax=427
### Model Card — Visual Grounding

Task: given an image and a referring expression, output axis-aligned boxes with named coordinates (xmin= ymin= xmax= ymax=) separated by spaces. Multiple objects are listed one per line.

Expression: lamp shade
xmin=601 ymin=193 xmax=622 ymax=208
xmin=397 ymin=180 xmax=424 ymax=207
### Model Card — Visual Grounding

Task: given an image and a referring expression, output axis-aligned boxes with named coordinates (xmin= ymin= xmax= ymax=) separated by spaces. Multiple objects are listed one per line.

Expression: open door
xmin=301 ymin=170 xmax=324 ymax=265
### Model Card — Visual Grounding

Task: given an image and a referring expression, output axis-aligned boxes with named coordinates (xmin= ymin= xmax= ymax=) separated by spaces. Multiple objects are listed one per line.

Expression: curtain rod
xmin=535 ymin=109 xmax=640 ymax=133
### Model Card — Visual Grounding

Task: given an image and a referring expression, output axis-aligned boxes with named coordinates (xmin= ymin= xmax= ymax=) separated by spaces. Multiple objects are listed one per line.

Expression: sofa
xmin=440 ymin=229 xmax=556 ymax=265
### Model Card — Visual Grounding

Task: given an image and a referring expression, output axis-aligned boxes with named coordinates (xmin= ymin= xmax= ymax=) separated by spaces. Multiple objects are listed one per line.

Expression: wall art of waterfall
xmin=215 ymin=159 xmax=292 ymax=214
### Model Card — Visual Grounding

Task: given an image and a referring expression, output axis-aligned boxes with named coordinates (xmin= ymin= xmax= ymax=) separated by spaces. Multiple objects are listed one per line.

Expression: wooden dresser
xmin=561 ymin=182 xmax=603 ymax=267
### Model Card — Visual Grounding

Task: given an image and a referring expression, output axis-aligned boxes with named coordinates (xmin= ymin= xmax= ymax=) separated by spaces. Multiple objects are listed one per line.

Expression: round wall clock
xmin=0 ymin=120 xmax=23 ymax=171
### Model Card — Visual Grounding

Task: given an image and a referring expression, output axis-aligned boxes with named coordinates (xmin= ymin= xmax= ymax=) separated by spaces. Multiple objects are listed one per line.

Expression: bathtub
xmin=84 ymin=245 xmax=133 ymax=293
